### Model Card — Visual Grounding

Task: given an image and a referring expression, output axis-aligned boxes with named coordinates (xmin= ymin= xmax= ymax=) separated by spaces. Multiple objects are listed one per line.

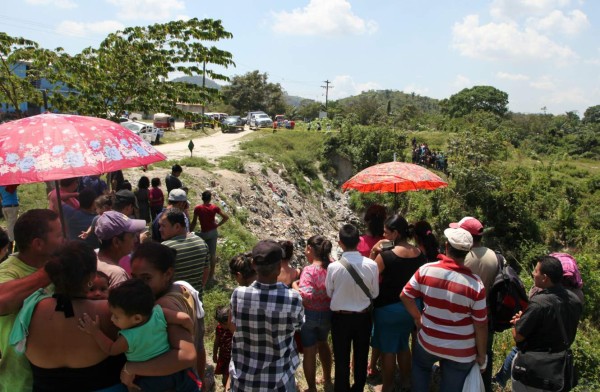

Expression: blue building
xmin=1 ymin=60 xmax=69 ymax=119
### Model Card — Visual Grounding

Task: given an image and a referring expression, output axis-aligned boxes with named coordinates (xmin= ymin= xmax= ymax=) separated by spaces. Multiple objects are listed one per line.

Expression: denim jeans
xmin=411 ymin=340 xmax=474 ymax=392
xmin=494 ymin=346 xmax=518 ymax=387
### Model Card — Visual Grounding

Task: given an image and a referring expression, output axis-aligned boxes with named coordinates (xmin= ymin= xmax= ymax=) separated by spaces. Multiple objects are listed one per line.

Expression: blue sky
xmin=2 ymin=0 xmax=599 ymax=115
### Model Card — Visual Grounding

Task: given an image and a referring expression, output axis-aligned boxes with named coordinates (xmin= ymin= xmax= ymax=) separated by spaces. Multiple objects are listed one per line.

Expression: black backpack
xmin=487 ymin=253 xmax=529 ymax=332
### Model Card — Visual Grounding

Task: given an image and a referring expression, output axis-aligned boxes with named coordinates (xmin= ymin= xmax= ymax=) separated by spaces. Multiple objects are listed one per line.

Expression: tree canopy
xmin=220 ymin=70 xmax=287 ymax=115
xmin=47 ymin=18 xmax=234 ymax=118
xmin=583 ymin=105 xmax=600 ymax=124
xmin=442 ymin=85 xmax=509 ymax=118
xmin=0 ymin=33 xmax=56 ymax=116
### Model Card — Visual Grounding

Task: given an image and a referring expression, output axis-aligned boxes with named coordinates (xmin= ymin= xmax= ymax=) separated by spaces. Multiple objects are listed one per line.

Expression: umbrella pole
xmin=54 ymin=180 xmax=68 ymax=239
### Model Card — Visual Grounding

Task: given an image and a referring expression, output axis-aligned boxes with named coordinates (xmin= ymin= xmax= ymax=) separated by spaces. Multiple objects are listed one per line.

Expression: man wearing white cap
xmin=450 ymin=216 xmax=499 ymax=392
xmin=401 ymin=227 xmax=488 ymax=392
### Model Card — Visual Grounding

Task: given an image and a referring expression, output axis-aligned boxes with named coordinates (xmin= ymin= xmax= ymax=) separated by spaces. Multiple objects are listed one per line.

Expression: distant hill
xmin=285 ymin=94 xmax=310 ymax=107
xmin=171 ymin=75 xmax=222 ymax=90
xmin=337 ymin=89 xmax=441 ymax=114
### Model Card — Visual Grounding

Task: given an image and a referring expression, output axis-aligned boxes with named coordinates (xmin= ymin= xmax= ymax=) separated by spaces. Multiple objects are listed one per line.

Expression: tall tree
xmin=583 ymin=105 xmax=600 ymax=124
xmin=49 ymin=18 xmax=234 ymax=118
xmin=442 ymin=85 xmax=509 ymax=118
xmin=0 ymin=33 xmax=56 ymax=116
xmin=220 ymin=70 xmax=287 ymax=115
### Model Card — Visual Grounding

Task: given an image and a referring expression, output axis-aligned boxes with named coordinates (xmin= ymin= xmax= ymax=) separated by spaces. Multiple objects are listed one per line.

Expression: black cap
xmin=252 ymin=240 xmax=284 ymax=265
xmin=115 ymin=189 xmax=138 ymax=209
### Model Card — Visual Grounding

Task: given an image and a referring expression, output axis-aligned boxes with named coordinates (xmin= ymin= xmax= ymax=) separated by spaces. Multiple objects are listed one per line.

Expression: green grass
xmin=217 ymin=156 xmax=245 ymax=173
xmin=239 ymin=129 xmax=325 ymax=195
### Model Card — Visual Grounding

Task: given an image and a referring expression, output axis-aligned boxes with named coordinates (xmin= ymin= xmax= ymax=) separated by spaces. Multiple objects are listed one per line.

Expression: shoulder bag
xmin=338 ymin=256 xmax=373 ymax=312
xmin=512 ymin=303 xmax=577 ymax=391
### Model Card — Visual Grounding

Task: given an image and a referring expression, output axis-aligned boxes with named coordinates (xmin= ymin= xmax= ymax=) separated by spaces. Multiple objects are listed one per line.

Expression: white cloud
xmin=496 ymin=72 xmax=530 ymax=81
xmin=25 ymin=0 xmax=77 ymax=9
xmin=527 ymin=9 xmax=589 ymax=35
xmin=56 ymin=20 xmax=125 ymax=37
xmin=106 ymin=0 xmax=185 ymax=21
xmin=490 ymin=0 xmax=572 ymax=20
xmin=328 ymin=75 xmax=380 ymax=99
xmin=452 ymin=14 xmax=577 ymax=63
xmin=453 ymin=75 xmax=472 ymax=90
xmin=271 ymin=0 xmax=378 ymax=36
xmin=546 ymin=87 xmax=589 ymax=108
xmin=529 ymin=75 xmax=556 ymax=90
xmin=402 ymin=84 xmax=430 ymax=96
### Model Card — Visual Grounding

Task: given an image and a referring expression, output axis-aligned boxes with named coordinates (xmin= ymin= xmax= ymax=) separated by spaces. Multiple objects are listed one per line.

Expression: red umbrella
xmin=0 ymin=113 xmax=167 ymax=236
xmin=0 ymin=113 xmax=166 ymax=185
xmin=342 ymin=161 xmax=447 ymax=193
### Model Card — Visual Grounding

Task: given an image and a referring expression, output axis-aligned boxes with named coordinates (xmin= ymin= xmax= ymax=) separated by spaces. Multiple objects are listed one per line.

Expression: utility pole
xmin=201 ymin=59 xmax=206 ymax=131
xmin=321 ymin=80 xmax=333 ymax=111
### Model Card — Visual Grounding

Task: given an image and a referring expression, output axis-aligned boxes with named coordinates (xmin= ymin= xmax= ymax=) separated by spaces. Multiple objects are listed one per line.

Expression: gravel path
xmin=154 ymin=125 xmax=254 ymax=161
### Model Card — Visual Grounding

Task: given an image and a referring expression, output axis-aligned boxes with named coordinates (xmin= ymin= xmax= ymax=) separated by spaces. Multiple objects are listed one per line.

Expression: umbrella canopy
xmin=342 ymin=161 xmax=447 ymax=193
xmin=0 ymin=113 xmax=166 ymax=186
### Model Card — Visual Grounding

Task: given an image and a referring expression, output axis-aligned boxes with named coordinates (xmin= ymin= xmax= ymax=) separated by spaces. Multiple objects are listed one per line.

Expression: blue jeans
xmin=494 ymin=346 xmax=518 ymax=387
xmin=412 ymin=340 xmax=473 ymax=392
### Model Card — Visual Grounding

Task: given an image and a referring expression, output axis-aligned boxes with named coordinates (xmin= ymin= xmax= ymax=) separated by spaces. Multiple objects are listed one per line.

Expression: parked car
xmin=121 ymin=121 xmax=160 ymax=144
xmin=221 ymin=116 xmax=244 ymax=133
xmin=244 ymin=111 xmax=266 ymax=127
xmin=250 ymin=113 xmax=273 ymax=129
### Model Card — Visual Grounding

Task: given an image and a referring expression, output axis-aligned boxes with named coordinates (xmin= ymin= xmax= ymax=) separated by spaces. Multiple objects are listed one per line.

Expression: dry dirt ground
xmin=154 ymin=126 xmax=254 ymax=161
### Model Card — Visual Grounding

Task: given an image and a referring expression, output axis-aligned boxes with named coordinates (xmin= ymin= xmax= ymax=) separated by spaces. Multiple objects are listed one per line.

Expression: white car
xmin=121 ymin=121 xmax=162 ymax=144
xmin=250 ymin=113 xmax=273 ymax=129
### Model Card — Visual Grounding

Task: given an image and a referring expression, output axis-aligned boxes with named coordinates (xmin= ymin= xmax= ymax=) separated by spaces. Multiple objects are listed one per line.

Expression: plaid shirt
xmin=229 ymin=281 xmax=304 ymax=391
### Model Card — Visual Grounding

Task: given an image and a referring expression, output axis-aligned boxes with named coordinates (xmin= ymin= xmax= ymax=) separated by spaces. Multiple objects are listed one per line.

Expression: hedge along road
xmin=154 ymin=125 xmax=254 ymax=161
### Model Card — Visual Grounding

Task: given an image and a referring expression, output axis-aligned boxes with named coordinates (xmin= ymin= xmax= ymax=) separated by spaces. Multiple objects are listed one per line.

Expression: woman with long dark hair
xmin=412 ymin=220 xmax=440 ymax=262
xmin=292 ymin=235 xmax=333 ymax=392
xmin=371 ymin=215 xmax=427 ymax=392
xmin=357 ymin=204 xmax=387 ymax=258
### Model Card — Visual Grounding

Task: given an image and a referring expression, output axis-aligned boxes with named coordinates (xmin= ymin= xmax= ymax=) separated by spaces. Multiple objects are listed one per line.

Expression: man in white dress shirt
xmin=326 ymin=224 xmax=379 ymax=392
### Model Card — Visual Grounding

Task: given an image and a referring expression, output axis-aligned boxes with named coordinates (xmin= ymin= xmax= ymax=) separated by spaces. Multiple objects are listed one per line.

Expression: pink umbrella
xmin=0 ymin=113 xmax=166 ymax=185
xmin=0 ymin=113 xmax=167 ymax=235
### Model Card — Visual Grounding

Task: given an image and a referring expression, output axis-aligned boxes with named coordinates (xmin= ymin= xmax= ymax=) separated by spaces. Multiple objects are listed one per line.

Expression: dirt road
xmin=154 ymin=126 xmax=254 ymax=161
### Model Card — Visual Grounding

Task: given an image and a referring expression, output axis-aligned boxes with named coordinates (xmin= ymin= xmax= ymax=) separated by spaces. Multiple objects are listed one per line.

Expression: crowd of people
xmin=0 ymin=167 xmax=585 ymax=392
xmin=411 ymin=138 xmax=447 ymax=173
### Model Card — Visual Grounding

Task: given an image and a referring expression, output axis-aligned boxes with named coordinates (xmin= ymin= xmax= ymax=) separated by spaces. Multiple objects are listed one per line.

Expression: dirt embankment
xmin=133 ymin=129 xmax=359 ymax=257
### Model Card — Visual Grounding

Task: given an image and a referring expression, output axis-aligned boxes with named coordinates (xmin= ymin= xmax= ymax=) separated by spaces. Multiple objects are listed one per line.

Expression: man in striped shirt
xmin=159 ymin=208 xmax=209 ymax=382
xmin=401 ymin=227 xmax=488 ymax=392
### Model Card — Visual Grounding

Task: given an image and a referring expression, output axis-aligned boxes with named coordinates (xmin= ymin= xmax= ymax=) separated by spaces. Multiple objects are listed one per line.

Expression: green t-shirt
xmin=0 ymin=255 xmax=38 ymax=392
xmin=119 ymin=305 xmax=170 ymax=362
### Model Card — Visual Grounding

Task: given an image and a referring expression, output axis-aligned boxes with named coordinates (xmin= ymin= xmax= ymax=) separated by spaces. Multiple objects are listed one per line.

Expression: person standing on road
xmin=190 ymin=190 xmax=229 ymax=283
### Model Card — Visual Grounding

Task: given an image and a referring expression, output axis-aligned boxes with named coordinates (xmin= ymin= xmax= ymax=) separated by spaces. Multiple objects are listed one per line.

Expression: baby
xmin=87 ymin=271 xmax=109 ymax=300
xmin=79 ymin=279 xmax=201 ymax=391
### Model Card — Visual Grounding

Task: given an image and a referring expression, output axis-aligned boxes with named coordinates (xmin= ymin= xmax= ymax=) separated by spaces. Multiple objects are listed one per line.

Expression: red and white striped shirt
xmin=402 ymin=255 xmax=487 ymax=363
